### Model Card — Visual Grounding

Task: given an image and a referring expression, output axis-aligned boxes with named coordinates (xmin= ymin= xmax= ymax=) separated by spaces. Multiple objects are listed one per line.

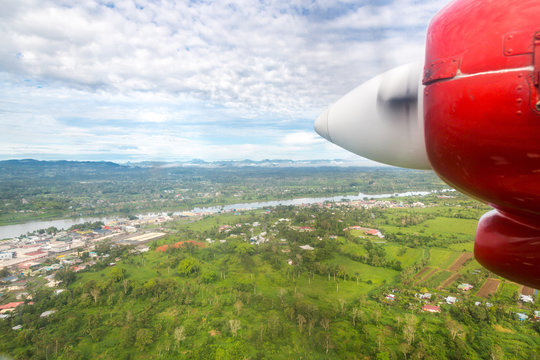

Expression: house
xmin=0 ymin=302 xmax=25 ymax=313
xmin=419 ymin=293 xmax=432 ymax=300
xmin=0 ymin=275 xmax=18 ymax=283
xmin=16 ymin=292 xmax=29 ymax=300
xmin=516 ymin=313 xmax=528 ymax=321
xmin=519 ymin=294 xmax=534 ymax=304
xmin=46 ymin=280 xmax=61 ymax=288
xmin=534 ymin=311 xmax=540 ymax=320
xmin=299 ymin=245 xmax=314 ymax=251
xmin=422 ymin=305 xmax=441 ymax=313
xmin=365 ymin=229 xmax=385 ymax=238
xmin=136 ymin=245 xmax=150 ymax=252
xmin=40 ymin=310 xmax=56 ymax=318
xmin=218 ymin=225 xmax=233 ymax=233
xmin=0 ymin=252 xmax=15 ymax=260
xmin=446 ymin=296 xmax=457 ymax=305
xmin=458 ymin=283 xmax=474 ymax=291
xmin=385 ymin=294 xmax=395 ymax=301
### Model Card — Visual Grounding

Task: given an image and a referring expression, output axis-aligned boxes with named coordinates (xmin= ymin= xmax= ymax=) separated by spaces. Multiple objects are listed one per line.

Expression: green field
xmin=2 ymin=201 xmax=538 ymax=360
xmin=428 ymin=248 xmax=459 ymax=269
xmin=381 ymin=215 xmax=478 ymax=244
xmin=422 ymin=270 xmax=453 ymax=288
xmin=384 ymin=244 xmax=423 ymax=267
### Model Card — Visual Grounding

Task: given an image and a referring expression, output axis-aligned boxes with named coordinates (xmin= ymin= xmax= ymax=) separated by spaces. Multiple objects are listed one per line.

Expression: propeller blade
xmin=315 ymin=63 xmax=431 ymax=169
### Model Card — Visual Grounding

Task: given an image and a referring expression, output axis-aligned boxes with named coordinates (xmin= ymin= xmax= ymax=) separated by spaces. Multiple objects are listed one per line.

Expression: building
xmin=40 ymin=310 xmax=56 ymax=318
xmin=0 ymin=252 xmax=15 ymax=260
xmin=458 ymin=283 xmax=474 ymax=291
xmin=519 ymin=294 xmax=534 ymax=304
xmin=0 ymin=302 xmax=25 ymax=313
xmin=422 ymin=305 xmax=441 ymax=313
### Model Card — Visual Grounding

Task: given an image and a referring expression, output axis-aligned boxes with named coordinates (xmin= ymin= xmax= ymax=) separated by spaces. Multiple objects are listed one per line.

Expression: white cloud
xmin=282 ymin=131 xmax=326 ymax=146
xmin=0 ymin=0 xmax=447 ymax=161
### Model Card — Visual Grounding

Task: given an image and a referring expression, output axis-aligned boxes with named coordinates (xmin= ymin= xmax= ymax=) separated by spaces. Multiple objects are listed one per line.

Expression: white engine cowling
xmin=314 ymin=63 xmax=431 ymax=169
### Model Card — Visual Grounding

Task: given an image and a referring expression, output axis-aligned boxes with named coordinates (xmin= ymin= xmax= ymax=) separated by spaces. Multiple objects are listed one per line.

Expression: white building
xmin=519 ymin=294 xmax=534 ymax=304
xmin=0 ymin=252 xmax=14 ymax=260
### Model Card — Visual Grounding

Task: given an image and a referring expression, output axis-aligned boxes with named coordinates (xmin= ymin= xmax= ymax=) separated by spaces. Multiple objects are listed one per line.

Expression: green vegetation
xmin=0 ymin=160 xmax=447 ymax=226
xmin=1 ymin=196 xmax=538 ymax=359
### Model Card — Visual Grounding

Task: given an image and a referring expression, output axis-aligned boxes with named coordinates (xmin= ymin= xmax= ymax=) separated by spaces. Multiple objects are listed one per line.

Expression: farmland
xmin=0 ymin=166 xmax=539 ymax=359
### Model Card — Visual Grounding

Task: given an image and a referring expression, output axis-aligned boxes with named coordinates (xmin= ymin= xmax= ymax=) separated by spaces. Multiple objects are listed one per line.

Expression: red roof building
xmin=0 ymin=302 xmax=25 ymax=311
xmin=422 ymin=305 xmax=441 ymax=313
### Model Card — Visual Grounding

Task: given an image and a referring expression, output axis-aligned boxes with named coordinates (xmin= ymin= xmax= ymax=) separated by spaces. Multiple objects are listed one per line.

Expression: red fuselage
xmin=424 ymin=0 xmax=540 ymax=288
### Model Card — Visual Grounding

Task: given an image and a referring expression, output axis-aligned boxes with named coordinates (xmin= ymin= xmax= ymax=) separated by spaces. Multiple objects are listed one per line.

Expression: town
xmin=0 ymin=163 xmax=538 ymax=359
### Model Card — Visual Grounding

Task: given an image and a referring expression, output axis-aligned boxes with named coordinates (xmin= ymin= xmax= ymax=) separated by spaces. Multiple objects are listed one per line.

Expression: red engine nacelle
xmin=316 ymin=0 xmax=540 ymax=288
xmin=424 ymin=0 xmax=540 ymax=288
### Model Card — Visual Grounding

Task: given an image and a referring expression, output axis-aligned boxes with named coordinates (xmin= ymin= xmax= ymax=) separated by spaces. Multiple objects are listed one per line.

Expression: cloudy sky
xmin=0 ymin=0 xmax=447 ymax=163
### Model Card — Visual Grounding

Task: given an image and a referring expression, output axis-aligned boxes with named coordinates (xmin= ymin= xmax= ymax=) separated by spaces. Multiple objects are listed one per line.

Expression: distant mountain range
xmin=129 ymin=158 xmax=369 ymax=168
xmin=0 ymin=158 xmax=372 ymax=170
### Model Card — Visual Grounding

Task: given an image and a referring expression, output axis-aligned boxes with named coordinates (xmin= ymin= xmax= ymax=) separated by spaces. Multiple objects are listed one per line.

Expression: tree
xmin=109 ymin=267 xmax=126 ymax=282
xmin=174 ymin=326 xmax=185 ymax=349
xmin=122 ymin=279 xmax=131 ymax=295
xmin=229 ymin=319 xmax=241 ymax=337
xmin=446 ymin=317 xmax=464 ymax=341
xmin=85 ymin=281 xmax=101 ymax=305
xmin=177 ymin=257 xmax=200 ymax=276
xmin=54 ymin=269 xmax=76 ymax=285
xmin=403 ymin=314 xmax=418 ymax=345
xmin=320 ymin=317 xmax=330 ymax=332
xmin=234 ymin=300 xmax=243 ymax=316
xmin=135 ymin=328 xmax=153 ymax=351
xmin=352 ymin=308 xmax=360 ymax=326
xmin=398 ymin=342 xmax=411 ymax=360
xmin=297 ymin=314 xmax=306 ymax=333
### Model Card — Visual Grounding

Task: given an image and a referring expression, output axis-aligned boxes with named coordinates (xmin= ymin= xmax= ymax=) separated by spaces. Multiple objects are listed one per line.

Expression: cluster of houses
xmin=383 ymin=282 xmax=539 ymax=322
xmin=343 ymin=226 xmax=385 ymax=239
xmin=0 ymin=214 xmax=174 ymax=272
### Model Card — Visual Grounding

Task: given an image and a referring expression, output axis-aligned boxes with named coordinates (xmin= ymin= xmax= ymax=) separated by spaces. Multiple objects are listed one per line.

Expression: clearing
xmin=448 ymin=252 xmax=473 ymax=272
xmin=439 ymin=273 xmax=460 ymax=288
xmin=476 ymin=278 xmax=501 ymax=298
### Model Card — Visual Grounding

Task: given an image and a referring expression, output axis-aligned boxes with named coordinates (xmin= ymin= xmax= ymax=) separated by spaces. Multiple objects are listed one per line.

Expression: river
xmin=0 ymin=190 xmax=449 ymax=239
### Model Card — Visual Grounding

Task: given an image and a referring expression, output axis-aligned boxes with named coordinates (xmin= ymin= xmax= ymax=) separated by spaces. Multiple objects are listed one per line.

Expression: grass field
xmin=384 ymin=244 xmax=423 ymax=267
xmin=428 ymin=248 xmax=459 ymax=269
xmin=498 ymin=282 xmax=520 ymax=300
xmin=327 ymin=255 xmax=399 ymax=286
xmin=381 ymin=215 xmax=478 ymax=239
xmin=423 ymin=270 xmax=453 ymax=288
xmin=447 ymin=242 xmax=475 ymax=252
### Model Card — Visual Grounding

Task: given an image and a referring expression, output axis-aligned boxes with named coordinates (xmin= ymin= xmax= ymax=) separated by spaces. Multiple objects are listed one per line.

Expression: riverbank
xmin=0 ymin=189 xmax=452 ymax=240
